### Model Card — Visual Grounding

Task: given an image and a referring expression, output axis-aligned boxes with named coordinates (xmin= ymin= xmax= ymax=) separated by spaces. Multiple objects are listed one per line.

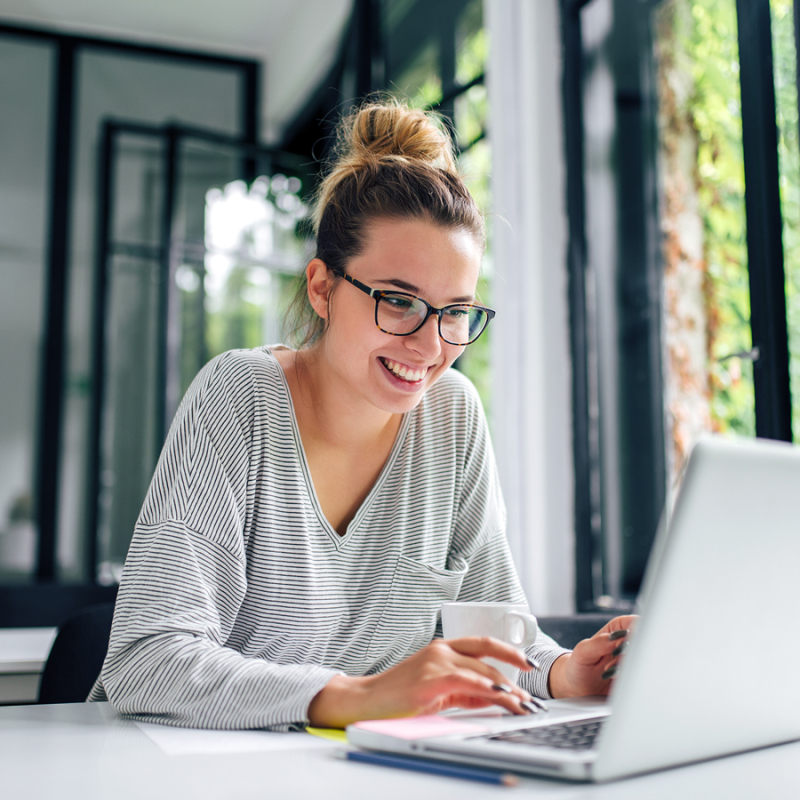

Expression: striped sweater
xmin=88 ymin=346 xmax=568 ymax=728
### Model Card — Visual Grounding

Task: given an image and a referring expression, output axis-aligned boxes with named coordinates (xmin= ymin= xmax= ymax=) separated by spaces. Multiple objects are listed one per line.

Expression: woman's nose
xmin=408 ymin=313 xmax=442 ymax=359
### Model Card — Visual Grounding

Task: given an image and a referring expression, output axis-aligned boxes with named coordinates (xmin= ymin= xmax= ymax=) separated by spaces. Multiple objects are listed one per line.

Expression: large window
xmin=565 ymin=0 xmax=797 ymax=607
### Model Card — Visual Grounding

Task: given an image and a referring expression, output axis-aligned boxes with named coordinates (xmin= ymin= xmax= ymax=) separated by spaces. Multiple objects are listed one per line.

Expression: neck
xmin=290 ymin=346 xmax=402 ymax=452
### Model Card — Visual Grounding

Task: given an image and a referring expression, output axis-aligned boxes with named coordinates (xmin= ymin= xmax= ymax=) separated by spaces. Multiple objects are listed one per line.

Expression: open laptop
xmin=347 ymin=435 xmax=800 ymax=782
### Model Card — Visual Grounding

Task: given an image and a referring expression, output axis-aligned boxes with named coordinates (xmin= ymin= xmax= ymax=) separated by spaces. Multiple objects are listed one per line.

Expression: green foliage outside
xmin=772 ymin=0 xmax=800 ymax=438
xmin=665 ymin=0 xmax=800 ymax=437
xmin=666 ymin=0 xmax=754 ymax=434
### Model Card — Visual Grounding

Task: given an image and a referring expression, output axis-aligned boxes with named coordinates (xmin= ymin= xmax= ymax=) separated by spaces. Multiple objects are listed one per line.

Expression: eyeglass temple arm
xmin=331 ymin=268 xmax=376 ymax=298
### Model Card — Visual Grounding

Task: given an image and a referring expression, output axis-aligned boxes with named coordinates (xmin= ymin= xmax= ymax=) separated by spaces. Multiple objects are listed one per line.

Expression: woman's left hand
xmin=547 ymin=615 xmax=638 ymax=699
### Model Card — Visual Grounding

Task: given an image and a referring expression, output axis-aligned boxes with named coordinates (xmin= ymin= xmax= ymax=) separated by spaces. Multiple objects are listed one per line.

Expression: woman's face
xmin=314 ymin=217 xmax=483 ymax=416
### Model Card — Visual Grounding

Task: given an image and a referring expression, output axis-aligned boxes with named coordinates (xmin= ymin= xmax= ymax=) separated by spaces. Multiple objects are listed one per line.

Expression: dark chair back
xmin=38 ymin=602 xmax=115 ymax=704
xmin=537 ymin=613 xmax=617 ymax=650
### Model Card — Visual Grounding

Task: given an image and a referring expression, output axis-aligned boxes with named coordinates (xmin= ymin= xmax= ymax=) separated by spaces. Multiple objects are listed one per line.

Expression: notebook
xmin=347 ymin=435 xmax=800 ymax=782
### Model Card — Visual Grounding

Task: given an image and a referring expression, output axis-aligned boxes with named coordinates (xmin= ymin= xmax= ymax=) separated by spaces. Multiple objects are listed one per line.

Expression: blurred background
xmin=0 ymin=0 xmax=797 ymax=625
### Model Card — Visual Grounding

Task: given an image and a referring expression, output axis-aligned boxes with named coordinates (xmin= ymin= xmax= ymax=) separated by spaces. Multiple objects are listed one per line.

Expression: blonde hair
xmin=286 ymin=99 xmax=484 ymax=348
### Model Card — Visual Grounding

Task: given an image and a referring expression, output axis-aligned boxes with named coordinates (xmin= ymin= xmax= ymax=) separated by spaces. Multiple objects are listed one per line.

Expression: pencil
xmin=340 ymin=748 xmax=520 ymax=786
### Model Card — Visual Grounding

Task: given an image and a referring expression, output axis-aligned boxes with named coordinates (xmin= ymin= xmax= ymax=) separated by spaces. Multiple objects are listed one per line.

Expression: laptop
xmin=347 ymin=435 xmax=800 ymax=782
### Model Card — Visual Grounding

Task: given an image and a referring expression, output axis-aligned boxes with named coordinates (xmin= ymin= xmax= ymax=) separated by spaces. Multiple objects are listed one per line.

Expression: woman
xmin=89 ymin=101 xmax=633 ymax=729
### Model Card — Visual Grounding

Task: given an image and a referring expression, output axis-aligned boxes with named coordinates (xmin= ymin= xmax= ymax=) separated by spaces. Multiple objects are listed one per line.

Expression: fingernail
xmin=526 ymin=656 xmax=542 ymax=670
xmin=523 ymin=696 xmax=548 ymax=712
xmin=611 ymin=641 xmax=629 ymax=657
xmin=601 ymin=666 xmax=618 ymax=680
xmin=492 ymin=683 xmax=513 ymax=694
xmin=520 ymin=700 xmax=541 ymax=714
xmin=609 ymin=630 xmax=628 ymax=641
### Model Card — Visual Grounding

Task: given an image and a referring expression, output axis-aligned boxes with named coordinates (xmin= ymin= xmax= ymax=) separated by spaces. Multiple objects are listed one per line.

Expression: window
xmin=564 ymin=0 xmax=797 ymax=607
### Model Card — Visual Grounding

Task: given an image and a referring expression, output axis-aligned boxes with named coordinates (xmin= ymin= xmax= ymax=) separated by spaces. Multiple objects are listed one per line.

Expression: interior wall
xmin=486 ymin=0 xmax=575 ymax=613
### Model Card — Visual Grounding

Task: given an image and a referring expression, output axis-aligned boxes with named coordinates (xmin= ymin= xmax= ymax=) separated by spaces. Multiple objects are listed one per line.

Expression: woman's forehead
xmin=352 ymin=217 xmax=482 ymax=291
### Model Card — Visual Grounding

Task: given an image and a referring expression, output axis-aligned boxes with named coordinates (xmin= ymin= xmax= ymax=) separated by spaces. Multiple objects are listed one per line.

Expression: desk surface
xmin=1 ymin=702 xmax=799 ymax=799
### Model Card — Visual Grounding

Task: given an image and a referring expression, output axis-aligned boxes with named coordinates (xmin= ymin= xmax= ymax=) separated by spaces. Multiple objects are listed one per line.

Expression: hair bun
xmin=341 ymin=101 xmax=457 ymax=171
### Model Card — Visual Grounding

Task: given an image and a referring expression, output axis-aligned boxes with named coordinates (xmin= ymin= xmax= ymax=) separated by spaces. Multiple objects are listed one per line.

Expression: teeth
xmin=383 ymin=358 xmax=426 ymax=382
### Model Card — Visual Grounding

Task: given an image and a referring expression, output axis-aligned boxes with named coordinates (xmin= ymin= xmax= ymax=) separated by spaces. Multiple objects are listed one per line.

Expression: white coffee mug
xmin=441 ymin=601 xmax=538 ymax=682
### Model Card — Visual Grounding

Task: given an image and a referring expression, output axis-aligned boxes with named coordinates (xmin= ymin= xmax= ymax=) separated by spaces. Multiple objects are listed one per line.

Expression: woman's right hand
xmin=307 ymin=637 xmax=535 ymax=728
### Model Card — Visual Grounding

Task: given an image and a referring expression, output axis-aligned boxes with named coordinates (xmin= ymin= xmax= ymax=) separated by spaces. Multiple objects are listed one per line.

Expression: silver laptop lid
xmin=594 ymin=435 xmax=800 ymax=781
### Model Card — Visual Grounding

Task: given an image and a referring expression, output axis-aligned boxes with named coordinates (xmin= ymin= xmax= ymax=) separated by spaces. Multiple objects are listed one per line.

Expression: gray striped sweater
xmin=88 ymin=346 xmax=568 ymax=728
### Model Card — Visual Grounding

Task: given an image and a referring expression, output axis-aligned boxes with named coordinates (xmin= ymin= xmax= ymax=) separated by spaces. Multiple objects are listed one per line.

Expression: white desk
xmin=1 ymin=702 xmax=798 ymax=799
xmin=0 ymin=628 xmax=57 ymax=704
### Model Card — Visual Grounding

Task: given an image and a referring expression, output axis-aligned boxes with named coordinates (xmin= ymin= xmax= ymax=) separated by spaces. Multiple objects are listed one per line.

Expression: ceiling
xmin=0 ymin=0 xmax=354 ymax=141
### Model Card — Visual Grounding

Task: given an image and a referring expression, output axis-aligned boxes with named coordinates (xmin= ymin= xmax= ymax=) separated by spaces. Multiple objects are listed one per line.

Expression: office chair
xmin=38 ymin=602 xmax=115 ymax=704
xmin=537 ymin=614 xmax=617 ymax=650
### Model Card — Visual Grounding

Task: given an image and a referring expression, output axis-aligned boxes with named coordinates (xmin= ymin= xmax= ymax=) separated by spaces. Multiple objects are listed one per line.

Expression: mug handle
xmin=503 ymin=612 xmax=538 ymax=648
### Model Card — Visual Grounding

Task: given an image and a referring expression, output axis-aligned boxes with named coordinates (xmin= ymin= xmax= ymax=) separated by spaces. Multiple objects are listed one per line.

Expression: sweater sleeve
xmin=448 ymin=376 xmax=570 ymax=699
xmin=90 ymin=352 xmax=340 ymax=729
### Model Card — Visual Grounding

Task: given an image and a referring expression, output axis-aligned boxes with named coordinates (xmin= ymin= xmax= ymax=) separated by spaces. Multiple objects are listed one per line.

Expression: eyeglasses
xmin=331 ymin=268 xmax=495 ymax=346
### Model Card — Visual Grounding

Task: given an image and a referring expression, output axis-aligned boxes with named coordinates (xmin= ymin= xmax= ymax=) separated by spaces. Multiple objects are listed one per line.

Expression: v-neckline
xmin=267 ymin=345 xmax=412 ymax=548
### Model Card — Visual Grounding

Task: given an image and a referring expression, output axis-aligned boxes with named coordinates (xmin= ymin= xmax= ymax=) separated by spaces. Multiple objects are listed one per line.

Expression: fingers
xmin=440 ymin=669 xmax=531 ymax=716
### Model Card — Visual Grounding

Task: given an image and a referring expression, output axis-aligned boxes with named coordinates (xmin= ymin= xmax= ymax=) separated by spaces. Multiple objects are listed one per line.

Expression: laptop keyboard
xmin=483 ymin=718 xmax=605 ymax=751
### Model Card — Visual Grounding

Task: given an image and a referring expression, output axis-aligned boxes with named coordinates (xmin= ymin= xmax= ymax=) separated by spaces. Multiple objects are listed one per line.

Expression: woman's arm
xmin=98 ymin=352 xmax=341 ymax=730
xmin=101 ymin=520 xmax=342 ymax=730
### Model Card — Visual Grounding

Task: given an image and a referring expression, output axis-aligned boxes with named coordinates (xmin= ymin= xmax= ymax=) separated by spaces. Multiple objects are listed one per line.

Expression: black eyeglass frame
xmin=331 ymin=268 xmax=496 ymax=345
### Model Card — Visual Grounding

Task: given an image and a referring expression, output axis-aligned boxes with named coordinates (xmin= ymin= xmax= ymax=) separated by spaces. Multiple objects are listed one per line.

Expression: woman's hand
xmin=548 ymin=615 xmax=638 ymax=699
xmin=307 ymin=637 xmax=535 ymax=728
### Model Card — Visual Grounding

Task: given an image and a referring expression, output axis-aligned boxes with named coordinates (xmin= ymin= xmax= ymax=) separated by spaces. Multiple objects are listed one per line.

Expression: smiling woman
xmin=87 ymin=100 xmax=632 ymax=730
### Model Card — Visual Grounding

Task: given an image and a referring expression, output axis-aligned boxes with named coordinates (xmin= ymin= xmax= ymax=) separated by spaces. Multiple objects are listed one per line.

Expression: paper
xmin=306 ymin=726 xmax=348 ymax=743
xmin=135 ymin=721 xmax=337 ymax=756
xmin=351 ymin=715 xmax=489 ymax=740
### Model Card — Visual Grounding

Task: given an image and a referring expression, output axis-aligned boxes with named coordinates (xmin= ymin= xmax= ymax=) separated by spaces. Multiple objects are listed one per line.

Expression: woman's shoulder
xmin=416 ymin=367 xmax=487 ymax=435
xmin=180 ymin=346 xmax=288 ymax=418
xmin=194 ymin=346 xmax=284 ymax=387
xmin=424 ymin=366 xmax=483 ymax=409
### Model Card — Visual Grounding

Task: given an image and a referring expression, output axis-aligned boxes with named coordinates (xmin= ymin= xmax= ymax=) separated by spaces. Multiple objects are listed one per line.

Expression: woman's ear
xmin=306 ymin=258 xmax=331 ymax=319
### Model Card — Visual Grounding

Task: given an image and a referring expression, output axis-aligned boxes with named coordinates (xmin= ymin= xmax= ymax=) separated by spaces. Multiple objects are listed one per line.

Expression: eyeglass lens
xmin=377 ymin=294 xmax=487 ymax=344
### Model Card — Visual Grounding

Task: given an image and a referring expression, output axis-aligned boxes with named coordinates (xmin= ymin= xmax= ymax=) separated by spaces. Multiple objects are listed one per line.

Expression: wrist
xmin=307 ymin=673 xmax=375 ymax=728
xmin=547 ymin=653 xmax=572 ymax=699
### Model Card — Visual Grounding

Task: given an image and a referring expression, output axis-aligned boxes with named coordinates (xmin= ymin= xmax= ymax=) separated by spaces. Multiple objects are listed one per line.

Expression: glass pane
xmin=94 ymin=133 xmax=163 ymax=583
xmin=0 ymin=37 xmax=54 ymax=582
xmin=655 ymin=0 xmax=754 ymax=490
xmin=97 ymin=252 xmax=161 ymax=582
xmin=771 ymin=0 xmax=800 ymax=439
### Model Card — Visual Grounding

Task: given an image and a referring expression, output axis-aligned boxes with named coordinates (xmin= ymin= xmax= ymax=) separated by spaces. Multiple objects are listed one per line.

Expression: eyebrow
xmin=375 ymin=277 xmax=475 ymax=304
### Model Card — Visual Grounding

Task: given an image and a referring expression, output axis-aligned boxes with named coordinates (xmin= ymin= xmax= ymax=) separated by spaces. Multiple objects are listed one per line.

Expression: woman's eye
xmin=444 ymin=307 xmax=470 ymax=318
xmin=385 ymin=296 xmax=414 ymax=310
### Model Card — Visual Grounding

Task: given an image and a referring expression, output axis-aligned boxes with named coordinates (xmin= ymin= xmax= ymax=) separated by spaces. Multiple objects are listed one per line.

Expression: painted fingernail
xmin=526 ymin=656 xmax=542 ymax=670
xmin=611 ymin=641 xmax=629 ymax=657
xmin=609 ymin=630 xmax=628 ymax=641
xmin=492 ymin=683 xmax=513 ymax=694
xmin=523 ymin=696 xmax=548 ymax=712
xmin=601 ymin=666 xmax=618 ymax=680
xmin=520 ymin=700 xmax=541 ymax=714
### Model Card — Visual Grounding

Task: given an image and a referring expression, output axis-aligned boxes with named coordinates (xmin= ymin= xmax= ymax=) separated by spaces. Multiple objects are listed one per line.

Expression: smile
xmin=380 ymin=358 xmax=429 ymax=383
